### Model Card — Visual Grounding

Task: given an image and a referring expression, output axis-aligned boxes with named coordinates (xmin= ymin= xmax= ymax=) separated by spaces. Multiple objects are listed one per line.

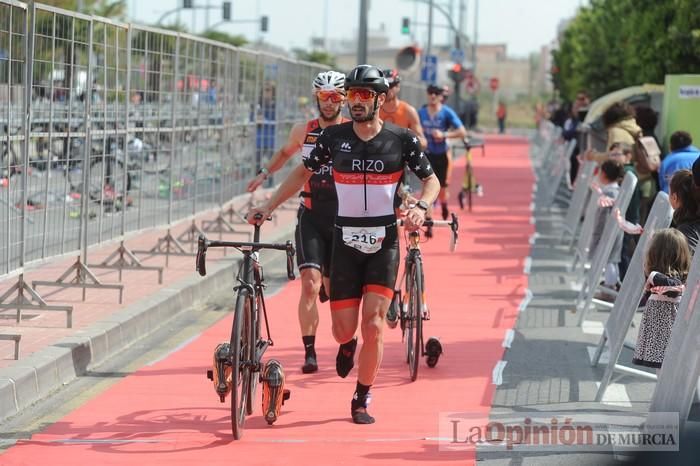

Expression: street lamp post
xmin=358 ymin=0 xmax=368 ymax=64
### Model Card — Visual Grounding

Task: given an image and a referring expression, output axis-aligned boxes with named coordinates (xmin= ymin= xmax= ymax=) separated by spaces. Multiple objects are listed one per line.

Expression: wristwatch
xmin=257 ymin=167 xmax=270 ymax=178
xmin=415 ymin=200 xmax=429 ymax=211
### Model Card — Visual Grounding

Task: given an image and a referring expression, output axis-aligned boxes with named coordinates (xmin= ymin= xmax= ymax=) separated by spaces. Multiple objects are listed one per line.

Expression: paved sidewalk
xmin=0 ymin=191 xmax=299 ymax=422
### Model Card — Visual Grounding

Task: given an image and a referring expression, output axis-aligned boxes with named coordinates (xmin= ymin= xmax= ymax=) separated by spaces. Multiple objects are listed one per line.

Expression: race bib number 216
xmin=342 ymin=226 xmax=385 ymax=254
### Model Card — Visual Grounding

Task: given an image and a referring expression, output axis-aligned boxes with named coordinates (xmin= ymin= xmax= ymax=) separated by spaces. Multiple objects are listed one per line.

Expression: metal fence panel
xmin=0 ymin=0 xmax=27 ymax=275
xmin=0 ymin=2 xmax=424 ymax=280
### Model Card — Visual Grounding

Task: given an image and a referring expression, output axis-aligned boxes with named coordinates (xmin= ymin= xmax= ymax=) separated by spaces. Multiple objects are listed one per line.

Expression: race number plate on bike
xmin=341 ymin=226 xmax=385 ymax=254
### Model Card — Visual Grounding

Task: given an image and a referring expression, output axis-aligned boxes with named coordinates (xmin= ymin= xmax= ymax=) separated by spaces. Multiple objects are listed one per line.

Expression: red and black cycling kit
xmin=304 ymin=121 xmax=434 ymax=309
xmin=295 ymin=118 xmax=349 ymax=275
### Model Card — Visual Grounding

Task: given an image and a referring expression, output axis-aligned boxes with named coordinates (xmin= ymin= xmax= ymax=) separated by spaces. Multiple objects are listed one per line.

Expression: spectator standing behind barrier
xmin=590 ymin=160 xmax=625 ymax=302
xmin=659 ymin=131 xmax=700 ymax=193
xmin=496 ymin=101 xmax=507 ymax=134
xmin=255 ymin=83 xmax=277 ymax=175
xmin=609 ymin=143 xmax=641 ymax=281
xmin=563 ymin=90 xmax=590 ymax=183
xmin=632 ymin=228 xmax=691 ymax=370
xmin=634 ymin=105 xmax=661 ymax=157
xmin=601 ymin=102 xmax=658 ymax=224
xmin=669 ymin=170 xmax=700 ymax=253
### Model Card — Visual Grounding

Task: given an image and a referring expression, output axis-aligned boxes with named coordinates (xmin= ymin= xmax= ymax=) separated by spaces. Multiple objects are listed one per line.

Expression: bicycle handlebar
xmin=196 ymin=235 xmax=296 ymax=281
xmin=397 ymin=213 xmax=459 ymax=252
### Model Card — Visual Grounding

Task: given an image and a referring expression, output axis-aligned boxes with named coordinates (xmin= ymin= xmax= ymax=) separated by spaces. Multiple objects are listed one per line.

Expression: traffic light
xmin=401 ymin=17 xmax=410 ymax=35
xmin=222 ymin=2 xmax=231 ymax=21
xmin=183 ymin=0 xmax=192 ymax=8
xmin=396 ymin=45 xmax=418 ymax=70
xmin=448 ymin=63 xmax=468 ymax=82
xmin=260 ymin=15 xmax=269 ymax=32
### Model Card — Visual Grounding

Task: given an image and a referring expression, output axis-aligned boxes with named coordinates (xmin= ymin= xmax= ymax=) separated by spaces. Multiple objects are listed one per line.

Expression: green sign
xmin=660 ymin=74 xmax=700 ymax=151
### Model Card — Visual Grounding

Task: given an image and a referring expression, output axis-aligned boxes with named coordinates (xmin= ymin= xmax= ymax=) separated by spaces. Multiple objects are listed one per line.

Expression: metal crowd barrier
xmin=593 ymin=193 xmax=673 ymax=399
xmin=0 ymin=0 xmax=347 ymax=325
xmin=575 ymin=172 xmax=637 ymax=325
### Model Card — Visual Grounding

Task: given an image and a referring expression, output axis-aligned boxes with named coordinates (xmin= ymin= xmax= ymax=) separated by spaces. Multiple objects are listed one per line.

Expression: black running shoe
xmin=335 ymin=337 xmax=357 ymax=378
xmin=301 ymin=354 xmax=318 ymax=374
xmin=351 ymin=393 xmax=375 ymax=424
xmin=425 ymin=337 xmax=443 ymax=368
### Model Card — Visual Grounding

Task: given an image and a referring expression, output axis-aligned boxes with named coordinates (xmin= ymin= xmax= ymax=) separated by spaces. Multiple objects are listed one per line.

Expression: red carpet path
xmin=1 ymin=135 xmax=534 ymax=465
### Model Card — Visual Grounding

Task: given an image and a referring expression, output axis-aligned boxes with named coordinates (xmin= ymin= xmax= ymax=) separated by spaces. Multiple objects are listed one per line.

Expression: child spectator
xmin=669 ymin=169 xmax=700 ymax=253
xmin=632 ymin=228 xmax=691 ymax=369
xmin=590 ymin=159 xmax=626 ymax=301
xmin=609 ymin=143 xmax=642 ymax=280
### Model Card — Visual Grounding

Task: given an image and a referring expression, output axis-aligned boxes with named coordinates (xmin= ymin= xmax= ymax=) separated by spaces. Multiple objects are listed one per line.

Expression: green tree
xmin=41 ymin=0 xmax=127 ymax=19
xmin=200 ymin=30 xmax=248 ymax=48
xmin=553 ymin=0 xmax=700 ymax=101
xmin=292 ymin=49 xmax=336 ymax=68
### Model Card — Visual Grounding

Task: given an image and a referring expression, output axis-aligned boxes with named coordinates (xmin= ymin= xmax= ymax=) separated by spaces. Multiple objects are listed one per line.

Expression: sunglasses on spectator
xmin=316 ymin=90 xmax=345 ymax=103
xmin=427 ymin=90 xmax=443 ymax=96
xmin=347 ymin=88 xmax=377 ymax=101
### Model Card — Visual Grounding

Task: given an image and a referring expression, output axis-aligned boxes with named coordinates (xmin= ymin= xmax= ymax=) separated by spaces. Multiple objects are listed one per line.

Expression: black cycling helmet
xmin=345 ymin=65 xmax=389 ymax=94
xmin=383 ymin=68 xmax=401 ymax=86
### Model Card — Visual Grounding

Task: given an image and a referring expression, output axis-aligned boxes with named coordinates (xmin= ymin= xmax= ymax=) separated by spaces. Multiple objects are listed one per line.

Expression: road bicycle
xmin=456 ymin=136 xmax=485 ymax=212
xmin=389 ymin=207 xmax=459 ymax=381
xmin=196 ymin=217 xmax=295 ymax=439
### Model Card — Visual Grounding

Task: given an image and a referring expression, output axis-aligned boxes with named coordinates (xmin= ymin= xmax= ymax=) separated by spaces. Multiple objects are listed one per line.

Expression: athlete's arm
xmin=406 ymin=105 xmax=428 ymax=149
xmin=248 ymin=163 xmax=313 ymax=224
xmin=444 ymin=108 xmax=467 ymax=140
xmin=248 ymin=128 xmax=332 ymax=224
xmin=401 ymin=131 xmax=440 ymax=229
xmin=246 ymin=122 xmax=306 ymax=192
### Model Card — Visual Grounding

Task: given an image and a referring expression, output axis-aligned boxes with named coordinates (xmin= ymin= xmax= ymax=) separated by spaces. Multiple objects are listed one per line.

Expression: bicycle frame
xmin=197 ymin=223 xmax=295 ymax=439
xmin=392 ymin=215 xmax=458 ymax=380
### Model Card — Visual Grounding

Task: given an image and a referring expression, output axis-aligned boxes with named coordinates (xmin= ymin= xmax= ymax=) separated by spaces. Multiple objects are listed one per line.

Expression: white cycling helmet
xmin=312 ymin=71 xmax=346 ymax=94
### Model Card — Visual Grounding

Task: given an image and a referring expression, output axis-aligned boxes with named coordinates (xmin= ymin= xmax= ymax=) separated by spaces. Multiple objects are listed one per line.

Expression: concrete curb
xmin=0 ymin=221 xmax=296 ymax=424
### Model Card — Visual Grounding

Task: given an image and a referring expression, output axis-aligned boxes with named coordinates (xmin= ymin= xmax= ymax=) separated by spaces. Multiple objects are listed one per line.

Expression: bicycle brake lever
xmin=285 ymin=241 xmax=296 ymax=281
xmin=450 ymin=213 xmax=459 ymax=252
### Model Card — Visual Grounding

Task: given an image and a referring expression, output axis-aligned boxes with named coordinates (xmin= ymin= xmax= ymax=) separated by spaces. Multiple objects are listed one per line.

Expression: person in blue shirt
xmin=256 ymin=84 xmax=277 ymax=176
xmin=659 ymin=131 xmax=700 ymax=193
xmin=418 ymin=84 xmax=467 ymax=231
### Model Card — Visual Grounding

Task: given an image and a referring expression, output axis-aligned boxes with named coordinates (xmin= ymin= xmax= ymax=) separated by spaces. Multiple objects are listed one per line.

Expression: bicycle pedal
xmin=282 ymin=389 xmax=291 ymax=404
xmin=206 ymin=369 xmax=214 ymax=380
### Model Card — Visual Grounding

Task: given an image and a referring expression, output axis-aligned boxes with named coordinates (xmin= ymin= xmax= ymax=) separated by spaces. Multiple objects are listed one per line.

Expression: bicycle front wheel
xmin=406 ymin=259 xmax=424 ymax=381
xmin=230 ymin=290 xmax=252 ymax=439
xmin=245 ymin=293 xmax=262 ymax=415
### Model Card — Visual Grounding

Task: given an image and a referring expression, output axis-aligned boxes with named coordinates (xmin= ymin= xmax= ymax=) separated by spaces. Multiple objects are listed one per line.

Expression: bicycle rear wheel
xmin=245 ymin=293 xmax=262 ymax=415
xmin=405 ymin=259 xmax=423 ymax=381
xmin=230 ymin=290 xmax=252 ymax=439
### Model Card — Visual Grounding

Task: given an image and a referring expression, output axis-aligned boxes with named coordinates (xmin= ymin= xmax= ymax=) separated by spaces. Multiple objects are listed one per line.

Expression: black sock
xmin=302 ymin=335 xmax=316 ymax=358
xmin=352 ymin=382 xmax=371 ymax=410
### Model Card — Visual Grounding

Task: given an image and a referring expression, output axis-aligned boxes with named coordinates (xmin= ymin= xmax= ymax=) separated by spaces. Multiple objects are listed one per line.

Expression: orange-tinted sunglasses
xmin=347 ymin=88 xmax=377 ymax=101
xmin=316 ymin=90 xmax=345 ymax=103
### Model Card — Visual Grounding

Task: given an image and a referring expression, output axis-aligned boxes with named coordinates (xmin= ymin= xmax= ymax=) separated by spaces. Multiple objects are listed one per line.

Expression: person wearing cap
xmin=418 ymin=84 xmax=467 ymax=230
xmin=248 ymin=65 xmax=440 ymax=425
